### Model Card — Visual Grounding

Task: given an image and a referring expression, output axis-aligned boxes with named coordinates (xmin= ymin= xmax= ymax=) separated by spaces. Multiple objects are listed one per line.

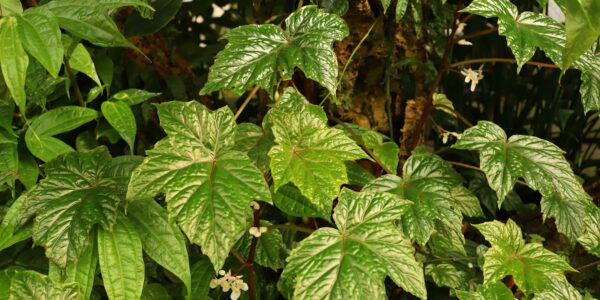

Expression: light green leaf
xmin=280 ymin=188 xmax=425 ymax=299
xmin=0 ymin=129 xmax=17 ymax=188
xmin=450 ymin=185 xmax=485 ymax=217
xmin=200 ymin=5 xmax=348 ymax=96
xmin=101 ymin=101 xmax=137 ymax=150
xmin=453 ymin=121 xmax=591 ymax=239
xmin=532 ymin=275 xmax=584 ymax=300
xmin=25 ymin=106 xmax=98 ymax=162
xmin=396 ymin=0 xmax=409 ymax=21
xmin=578 ymin=206 xmax=600 ymax=257
xmin=0 ymin=17 xmax=29 ymax=113
xmin=17 ymin=149 xmax=39 ymax=190
xmin=188 ymin=259 xmax=214 ymax=300
xmin=16 ymin=7 xmax=63 ymax=78
xmin=541 ymin=191 xmax=593 ymax=241
xmin=66 ymin=41 xmax=102 ymax=87
xmin=345 ymin=160 xmax=375 ymax=186
xmin=108 ymin=89 xmax=160 ymax=106
xmin=9 ymin=271 xmax=79 ymax=300
xmin=0 ymin=97 xmax=14 ymax=132
xmin=0 ymin=270 xmax=15 ymax=300
xmin=0 ymin=0 xmax=22 ymax=16
xmin=474 ymin=219 xmax=575 ymax=293
xmin=127 ymin=101 xmax=271 ymax=272
xmin=364 ymin=147 xmax=475 ymax=245
xmin=425 ymin=263 xmax=467 ymax=289
xmin=24 ymin=147 xmax=130 ymax=267
xmin=45 ymin=0 xmax=134 ymax=48
xmin=456 ymin=282 xmax=514 ymax=300
xmin=268 ymin=103 xmax=367 ymax=211
xmin=127 ymin=198 xmax=191 ymax=292
xmin=49 ymin=238 xmax=97 ymax=300
xmin=381 ymin=0 xmax=391 ymax=12
xmin=233 ymin=122 xmax=273 ymax=173
xmin=563 ymin=0 xmax=600 ymax=69
xmin=580 ymin=58 xmax=600 ymax=114
xmin=237 ymin=220 xmax=286 ymax=270
xmin=432 ymin=93 xmax=456 ymax=117
xmin=98 ymin=215 xmax=145 ymax=300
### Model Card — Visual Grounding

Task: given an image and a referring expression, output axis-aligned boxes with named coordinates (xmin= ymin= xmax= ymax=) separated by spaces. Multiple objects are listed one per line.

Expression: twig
xmin=246 ymin=207 xmax=260 ymax=300
xmin=448 ymin=58 xmax=559 ymax=70
xmin=234 ymin=86 xmax=260 ymax=120
xmin=230 ymin=249 xmax=246 ymax=265
xmin=458 ymin=27 xmax=497 ymax=41
xmin=329 ymin=114 xmax=394 ymax=174
xmin=575 ymin=259 xmax=600 ymax=272
xmin=268 ymin=223 xmax=315 ymax=234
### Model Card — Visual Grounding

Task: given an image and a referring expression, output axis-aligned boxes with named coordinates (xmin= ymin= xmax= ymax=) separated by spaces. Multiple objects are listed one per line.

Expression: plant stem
xmin=329 ymin=114 xmax=394 ymax=174
xmin=63 ymin=58 xmax=85 ymax=107
xmin=448 ymin=58 xmax=559 ymax=70
xmin=575 ymin=259 xmax=600 ymax=272
xmin=230 ymin=249 xmax=247 ymax=264
xmin=432 ymin=103 xmax=473 ymax=127
xmin=268 ymin=223 xmax=315 ymax=234
xmin=320 ymin=20 xmax=378 ymax=106
xmin=425 ymin=256 xmax=478 ymax=263
xmin=246 ymin=207 xmax=260 ymax=300
xmin=459 ymin=27 xmax=497 ymax=41
xmin=234 ymin=86 xmax=260 ymax=120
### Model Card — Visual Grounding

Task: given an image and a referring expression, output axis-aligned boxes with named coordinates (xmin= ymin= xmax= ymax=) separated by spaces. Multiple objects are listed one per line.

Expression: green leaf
xmin=0 ymin=17 xmax=29 ymax=113
xmin=532 ymin=275 xmax=585 ymax=300
xmin=237 ymin=220 xmax=286 ymax=270
xmin=580 ymin=56 xmax=600 ymax=114
xmin=320 ymin=0 xmax=349 ymax=15
xmin=101 ymin=101 xmax=137 ymax=150
xmin=24 ymin=147 xmax=129 ymax=267
xmin=188 ymin=259 xmax=214 ymax=300
xmin=25 ymin=106 xmax=98 ymax=162
xmin=141 ymin=284 xmax=172 ymax=300
xmin=16 ymin=7 xmax=63 ymax=78
xmin=124 ymin=0 xmax=182 ymax=36
xmin=268 ymin=103 xmax=367 ymax=211
xmin=200 ymin=5 xmax=348 ymax=96
xmin=396 ymin=0 xmax=409 ymax=21
xmin=540 ymin=191 xmax=593 ymax=241
xmin=272 ymin=183 xmax=331 ymax=220
xmin=0 ymin=129 xmax=18 ymax=188
xmin=0 ymin=193 xmax=32 ymax=251
xmin=345 ymin=160 xmax=375 ymax=186
xmin=127 ymin=198 xmax=191 ymax=292
xmin=563 ymin=0 xmax=600 ymax=69
xmin=425 ymin=263 xmax=467 ymax=289
xmin=233 ymin=122 xmax=273 ymax=173
xmin=453 ymin=121 xmax=591 ymax=239
xmin=17 ymin=148 xmax=39 ymax=190
xmin=0 ymin=97 xmax=14 ymax=132
xmin=127 ymin=101 xmax=271 ymax=271
xmin=280 ymin=188 xmax=426 ymax=299
xmin=48 ymin=237 xmax=97 ymax=300
xmin=98 ymin=215 xmax=145 ymax=300
xmin=364 ymin=147 xmax=476 ymax=245
xmin=108 ymin=89 xmax=160 ymax=106
xmin=0 ymin=270 xmax=15 ymax=300
xmin=432 ymin=93 xmax=456 ymax=117
xmin=9 ymin=271 xmax=79 ymax=300
xmin=0 ymin=0 xmax=22 ymax=16
xmin=578 ymin=206 xmax=600 ymax=257
xmin=65 ymin=41 xmax=102 ymax=87
xmin=462 ymin=0 xmax=563 ymax=71
xmin=456 ymin=282 xmax=514 ymax=300
xmin=45 ymin=0 xmax=134 ymax=48
xmin=474 ymin=219 xmax=575 ymax=293
xmin=362 ymin=130 xmax=399 ymax=174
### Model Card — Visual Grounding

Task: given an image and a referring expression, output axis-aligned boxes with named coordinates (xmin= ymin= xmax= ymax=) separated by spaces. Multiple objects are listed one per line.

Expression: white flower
xmin=468 ymin=262 xmax=474 ymax=269
xmin=460 ymin=67 xmax=484 ymax=92
xmin=457 ymin=39 xmax=472 ymax=46
xmin=249 ymin=226 xmax=268 ymax=237
xmin=210 ymin=269 xmax=248 ymax=300
xmin=445 ymin=21 xmax=467 ymax=37
xmin=250 ymin=201 xmax=260 ymax=210
xmin=440 ymin=131 xmax=463 ymax=144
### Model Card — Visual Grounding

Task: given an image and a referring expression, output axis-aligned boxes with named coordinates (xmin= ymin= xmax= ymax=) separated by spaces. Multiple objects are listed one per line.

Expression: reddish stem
xmin=247 ymin=207 xmax=260 ymax=300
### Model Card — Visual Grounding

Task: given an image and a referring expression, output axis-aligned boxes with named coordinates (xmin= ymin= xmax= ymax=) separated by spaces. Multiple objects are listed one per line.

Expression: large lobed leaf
xmin=280 ymin=188 xmax=426 ymax=299
xmin=199 ymin=5 xmax=348 ymax=96
xmin=475 ymin=219 xmax=575 ymax=294
xmin=127 ymin=101 xmax=270 ymax=272
xmin=453 ymin=121 xmax=592 ymax=241
xmin=22 ymin=147 xmax=132 ymax=267
xmin=364 ymin=147 xmax=482 ymax=246
xmin=268 ymin=98 xmax=367 ymax=214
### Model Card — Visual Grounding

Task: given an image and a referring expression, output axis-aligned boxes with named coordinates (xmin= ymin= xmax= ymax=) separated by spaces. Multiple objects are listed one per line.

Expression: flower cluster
xmin=441 ymin=131 xmax=463 ymax=144
xmin=249 ymin=226 xmax=268 ymax=237
xmin=460 ymin=66 xmax=484 ymax=92
xmin=209 ymin=270 xmax=249 ymax=300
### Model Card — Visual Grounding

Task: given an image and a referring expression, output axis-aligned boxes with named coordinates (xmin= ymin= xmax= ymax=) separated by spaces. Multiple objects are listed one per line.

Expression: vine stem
xmin=448 ymin=58 xmax=559 ymax=70
xmin=329 ymin=114 xmax=394 ymax=174
xmin=268 ymin=223 xmax=314 ymax=234
xmin=234 ymin=86 xmax=260 ymax=120
xmin=458 ymin=27 xmax=497 ymax=41
xmin=320 ymin=20 xmax=377 ymax=106
xmin=448 ymin=161 xmax=528 ymax=186
xmin=574 ymin=259 xmax=600 ymax=272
